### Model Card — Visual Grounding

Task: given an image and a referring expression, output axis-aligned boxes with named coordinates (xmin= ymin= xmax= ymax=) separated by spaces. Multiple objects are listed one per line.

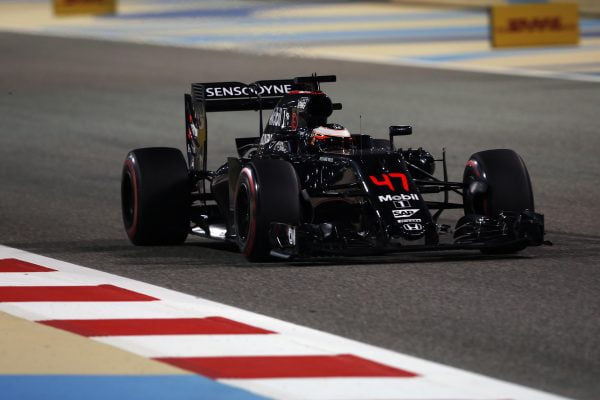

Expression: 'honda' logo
xmin=403 ymin=223 xmax=423 ymax=231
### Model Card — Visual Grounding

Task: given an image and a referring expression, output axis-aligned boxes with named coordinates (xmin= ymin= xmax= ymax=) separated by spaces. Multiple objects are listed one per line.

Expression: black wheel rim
xmin=235 ymin=184 xmax=251 ymax=242
xmin=121 ymin=170 xmax=135 ymax=228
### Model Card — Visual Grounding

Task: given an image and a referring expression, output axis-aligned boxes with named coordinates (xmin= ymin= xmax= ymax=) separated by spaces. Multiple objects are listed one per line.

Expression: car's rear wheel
xmin=234 ymin=159 xmax=301 ymax=262
xmin=121 ymin=147 xmax=190 ymax=245
xmin=463 ymin=149 xmax=534 ymax=254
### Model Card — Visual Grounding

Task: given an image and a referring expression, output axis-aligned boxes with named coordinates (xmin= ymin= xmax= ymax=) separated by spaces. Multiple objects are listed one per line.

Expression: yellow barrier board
xmin=53 ymin=0 xmax=117 ymax=16
xmin=491 ymin=3 xmax=579 ymax=47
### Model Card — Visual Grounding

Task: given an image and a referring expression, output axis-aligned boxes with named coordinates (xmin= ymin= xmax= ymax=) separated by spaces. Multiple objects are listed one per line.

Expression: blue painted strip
xmin=106 ymin=6 xmax=267 ymax=19
xmin=51 ymin=8 xmax=600 ymax=37
xmin=102 ymin=8 xmax=485 ymax=23
xmin=0 ymin=375 xmax=268 ymax=400
xmin=581 ymin=19 xmax=600 ymax=28
xmin=40 ymin=20 xmax=600 ymax=39
xmin=39 ymin=24 xmax=489 ymax=44
xmin=175 ymin=26 xmax=488 ymax=44
xmin=238 ymin=10 xmax=484 ymax=26
xmin=39 ymin=20 xmax=600 ymax=47
xmin=98 ymin=11 xmax=598 ymax=30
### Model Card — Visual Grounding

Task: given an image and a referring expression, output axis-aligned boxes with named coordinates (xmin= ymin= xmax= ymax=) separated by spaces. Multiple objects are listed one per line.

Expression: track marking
xmin=39 ymin=317 xmax=275 ymax=336
xmin=96 ymin=334 xmax=338 ymax=358
xmin=157 ymin=354 xmax=418 ymax=379
xmin=0 ymin=258 xmax=55 ymax=272
xmin=0 ymin=247 xmax=572 ymax=399
xmin=0 ymin=284 xmax=158 ymax=302
xmin=0 ymin=301 xmax=215 ymax=320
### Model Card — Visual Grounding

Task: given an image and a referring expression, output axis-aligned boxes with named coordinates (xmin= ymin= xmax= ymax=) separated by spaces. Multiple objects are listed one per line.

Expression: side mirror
xmin=389 ymin=125 xmax=412 ymax=150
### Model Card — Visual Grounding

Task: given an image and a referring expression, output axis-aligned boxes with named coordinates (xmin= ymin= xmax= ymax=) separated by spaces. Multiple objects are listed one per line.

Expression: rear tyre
xmin=121 ymin=147 xmax=190 ymax=245
xmin=234 ymin=159 xmax=301 ymax=262
xmin=463 ymin=149 xmax=534 ymax=254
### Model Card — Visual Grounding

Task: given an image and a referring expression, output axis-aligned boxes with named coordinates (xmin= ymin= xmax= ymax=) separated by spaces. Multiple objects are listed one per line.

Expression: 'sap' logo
xmin=392 ymin=209 xmax=419 ymax=218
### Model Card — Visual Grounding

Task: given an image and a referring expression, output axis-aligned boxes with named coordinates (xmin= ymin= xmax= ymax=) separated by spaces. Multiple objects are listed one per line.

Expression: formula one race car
xmin=121 ymin=74 xmax=545 ymax=261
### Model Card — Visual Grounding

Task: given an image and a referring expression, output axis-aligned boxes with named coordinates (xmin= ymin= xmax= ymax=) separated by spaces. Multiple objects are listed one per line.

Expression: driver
xmin=261 ymin=88 xmax=352 ymax=153
xmin=309 ymin=123 xmax=353 ymax=153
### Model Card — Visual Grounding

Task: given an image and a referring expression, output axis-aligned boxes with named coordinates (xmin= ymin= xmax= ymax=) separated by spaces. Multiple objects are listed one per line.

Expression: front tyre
xmin=121 ymin=147 xmax=190 ymax=245
xmin=234 ymin=159 xmax=301 ymax=262
xmin=463 ymin=149 xmax=534 ymax=217
xmin=463 ymin=149 xmax=535 ymax=254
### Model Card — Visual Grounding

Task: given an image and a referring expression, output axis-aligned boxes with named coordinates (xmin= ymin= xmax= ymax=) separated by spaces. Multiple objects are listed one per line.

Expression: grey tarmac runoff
xmin=0 ymin=31 xmax=599 ymax=399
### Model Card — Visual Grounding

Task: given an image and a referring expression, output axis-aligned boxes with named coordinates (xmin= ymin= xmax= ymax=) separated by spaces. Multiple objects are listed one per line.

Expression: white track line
xmin=0 ymin=301 xmax=214 ymax=320
xmin=96 ymin=334 xmax=336 ymax=358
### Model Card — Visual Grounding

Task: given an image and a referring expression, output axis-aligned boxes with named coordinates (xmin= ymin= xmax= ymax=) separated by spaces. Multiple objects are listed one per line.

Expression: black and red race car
xmin=121 ymin=74 xmax=545 ymax=261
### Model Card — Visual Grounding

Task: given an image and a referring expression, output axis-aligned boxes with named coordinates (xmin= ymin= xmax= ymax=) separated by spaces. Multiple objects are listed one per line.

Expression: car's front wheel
xmin=234 ymin=159 xmax=301 ymax=262
xmin=462 ymin=149 xmax=535 ymax=254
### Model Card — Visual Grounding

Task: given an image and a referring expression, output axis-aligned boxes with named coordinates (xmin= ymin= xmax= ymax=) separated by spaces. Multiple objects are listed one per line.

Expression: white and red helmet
xmin=310 ymin=124 xmax=352 ymax=153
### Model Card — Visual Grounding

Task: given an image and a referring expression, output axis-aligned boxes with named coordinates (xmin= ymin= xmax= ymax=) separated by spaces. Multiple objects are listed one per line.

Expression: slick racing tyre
xmin=463 ymin=149 xmax=534 ymax=254
xmin=234 ymin=159 xmax=301 ymax=262
xmin=121 ymin=147 xmax=190 ymax=245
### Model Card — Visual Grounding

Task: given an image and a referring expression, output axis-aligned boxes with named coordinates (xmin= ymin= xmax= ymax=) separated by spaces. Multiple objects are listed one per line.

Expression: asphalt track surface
xmin=1 ymin=32 xmax=599 ymax=399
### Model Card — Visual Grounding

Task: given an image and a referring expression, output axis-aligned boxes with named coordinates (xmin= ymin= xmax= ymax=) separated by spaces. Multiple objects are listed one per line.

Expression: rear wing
xmin=184 ymin=74 xmax=339 ymax=177
xmin=190 ymin=75 xmax=337 ymax=112
xmin=191 ymin=80 xmax=293 ymax=112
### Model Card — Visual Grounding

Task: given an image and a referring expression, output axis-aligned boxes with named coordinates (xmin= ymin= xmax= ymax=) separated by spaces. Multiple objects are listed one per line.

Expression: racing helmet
xmin=264 ymin=90 xmax=333 ymax=138
xmin=310 ymin=123 xmax=353 ymax=153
